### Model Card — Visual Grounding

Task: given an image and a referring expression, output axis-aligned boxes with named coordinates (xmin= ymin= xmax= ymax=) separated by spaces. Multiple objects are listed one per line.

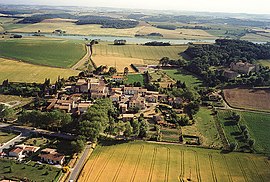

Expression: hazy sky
xmin=0 ymin=0 xmax=269 ymax=14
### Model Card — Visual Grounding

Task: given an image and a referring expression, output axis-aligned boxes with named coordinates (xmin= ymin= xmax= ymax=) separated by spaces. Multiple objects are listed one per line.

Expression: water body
xmin=17 ymin=33 xmax=216 ymax=44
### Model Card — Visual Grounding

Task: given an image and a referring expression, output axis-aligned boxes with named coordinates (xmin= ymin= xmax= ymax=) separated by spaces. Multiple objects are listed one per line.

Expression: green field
xmin=217 ymin=110 xmax=270 ymax=154
xmin=78 ymin=141 xmax=270 ymax=182
xmin=0 ymin=38 xmax=86 ymax=68
xmin=195 ymin=107 xmax=223 ymax=148
xmin=0 ymin=130 xmax=17 ymax=144
xmin=0 ymin=159 xmax=61 ymax=182
xmin=239 ymin=111 xmax=270 ymax=154
xmin=92 ymin=43 xmax=187 ymax=63
xmin=0 ymin=58 xmax=79 ymax=83
xmin=163 ymin=68 xmax=203 ymax=88
xmin=125 ymin=74 xmax=144 ymax=85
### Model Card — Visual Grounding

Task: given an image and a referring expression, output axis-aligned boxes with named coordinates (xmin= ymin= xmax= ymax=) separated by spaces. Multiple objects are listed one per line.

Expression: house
xmin=224 ymin=70 xmax=239 ymax=79
xmin=119 ymin=103 xmax=128 ymax=113
xmin=110 ymin=94 xmax=121 ymax=102
xmin=158 ymin=94 xmax=168 ymax=102
xmin=114 ymin=39 xmax=126 ymax=45
xmin=78 ymin=102 xmax=92 ymax=114
xmin=145 ymin=94 xmax=158 ymax=103
xmin=123 ymin=87 xmax=147 ymax=96
xmin=9 ymin=148 xmax=24 ymax=158
xmin=9 ymin=145 xmax=40 ymax=159
xmin=74 ymin=79 xmax=89 ymax=93
xmin=112 ymin=76 xmax=124 ymax=82
xmin=230 ymin=61 xmax=258 ymax=74
xmin=122 ymin=114 xmax=135 ymax=122
xmin=128 ymin=95 xmax=145 ymax=109
xmin=39 ymin=148 xmax=65 ymax=165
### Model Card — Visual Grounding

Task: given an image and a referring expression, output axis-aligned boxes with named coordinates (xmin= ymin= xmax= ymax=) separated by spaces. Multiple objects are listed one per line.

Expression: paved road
xmin=67 ymin=144 xmax=94 ymax=182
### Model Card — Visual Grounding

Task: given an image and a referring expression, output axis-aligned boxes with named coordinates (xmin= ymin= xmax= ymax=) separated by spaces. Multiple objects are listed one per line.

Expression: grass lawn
xmin=239 ymin=111 xmax=270 ymax=154
xmin=24 ymin=137 xmax=51 ymax=147
xmin=195 ymin=107 xmax=223 ymax=148
xmin=0 ymin=130 xmax=17 ymax=144
xmin=163 ymin=68 xmax=203 ymax=88
xmin=0 ymin=58 xmax=79 ymax=83
xmin=125 ymin=74 xmax=144 ymax=85
xmin=78 ymin=141 xmax=270 ymax=182
xmin=0 ymin=159 xmax=61 ymax=182
xmin=160 ymin=128 xmax=180 ymax=142
xmin=0 ymin=38 xmax=86 ymax=68
xmin=0 ymin=94 xmax=32 ymax=108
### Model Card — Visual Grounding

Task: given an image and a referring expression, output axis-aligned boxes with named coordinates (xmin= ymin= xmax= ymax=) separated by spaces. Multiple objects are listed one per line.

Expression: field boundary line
xmin=164 ymin=147 xmax=171 ymax=182
xmin=248 ymin=157 xmax=264 ymax=182
xmin=193 ymin=150 xmax=202 ymax=182
xmin=236 ymin=157 xmax=249 ymax=182
xmin=221 ymin=155 xmax=233 ymax=182
xmin=208 ymin=154 xmax=218 ymax=182
xmin=130 ymin=145 xmax=145 ymax=182
xmin=112 ymin=144 xmax=132 ymax=182
xmin=147 ymin=147 xmax=157 ymax=182
xmin=93 ymin=148 xmax=116 ymax=182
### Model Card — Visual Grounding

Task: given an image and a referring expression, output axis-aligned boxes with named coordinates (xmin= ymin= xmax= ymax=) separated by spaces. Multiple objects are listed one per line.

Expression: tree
xmin=71 ymin=139 xmax=85 ymax=153
xmin=248 ymin=139 xmax=255 ymax=148
xmin=108 ymin=67 xmax=117 ymax=76
xmin=79 ymin=120 xmax=102 ymax=142
xmin=159 ymin=57 xmax=170 ymax=66
xmin=124 ymin=122 xmax=133 ymax=137
xmin=131 ymin=120 xmax=140 ymax=136
xmin=229 ymin=142 xmax=238 ymax=151
xmin=184 ymin=102 xmax=200 ymax=117
xmin=139 ymin=120 xmax=149 ymax=138
xmin=0 ymin=104 xmax=14 ymax=121
xmin=124 ymin=67 xmax=129 ymax=76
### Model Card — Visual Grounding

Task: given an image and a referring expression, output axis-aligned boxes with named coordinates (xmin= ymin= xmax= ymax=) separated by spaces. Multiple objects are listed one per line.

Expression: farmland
xmin=78 ymin=141 xmax=270 ymax=182
xmin=163 ymin=69 xmax=203 ymax=88
xmin=92 ymin=55 xmax=144 ymax=73
xmin=217 ymin=110 xmax=270 ymax=154
xmin=257 ymin=60 xmax=270 ymax=67
xmin=224 ymin=88 xmax=270 ymax=112
xmin=92 ymin=42 xmax=186 ymax=62
xmin=0 ymin=38 xmax=86 ymax=68
xmin=0 ymin=159 xmax=61 ymax=182
xmin=0 ymin=58 xmax=79 ymax=83
xmin=10 ymin=18 xmax=216 ymax=39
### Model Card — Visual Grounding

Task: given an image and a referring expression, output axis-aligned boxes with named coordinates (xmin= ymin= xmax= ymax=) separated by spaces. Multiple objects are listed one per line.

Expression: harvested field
xmin=92 ymin=55 xmax=144 ymax=73
xmin=224 ymin=88 xmax=270 ymax=112
xmin=93 ymin=43 xmax=186 ymax=62
xmin=257 ymin=60 xmax=270 ymax=67
xmin=11 ymin=19 xmax=215 ymax=39
xmin=78 ymin=141 xmax=270 ymax=182
xmin=0 ymin=58 xmax=79 ymax=83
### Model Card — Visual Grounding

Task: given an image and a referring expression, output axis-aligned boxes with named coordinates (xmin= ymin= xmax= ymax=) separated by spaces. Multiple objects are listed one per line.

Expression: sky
xmin=0 ymin=0 xmax=269 ymax=14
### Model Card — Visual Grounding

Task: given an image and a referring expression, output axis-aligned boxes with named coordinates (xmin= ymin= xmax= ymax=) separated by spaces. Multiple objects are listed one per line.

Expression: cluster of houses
xmin=224 ymin=61 xmax=259 ymax=79
xmin=7 ymin=144 xmax=65 ymax=165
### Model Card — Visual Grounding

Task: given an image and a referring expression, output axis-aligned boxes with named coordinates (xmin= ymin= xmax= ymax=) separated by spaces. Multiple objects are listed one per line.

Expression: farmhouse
xmin=128 ymin=95 xmax=146 ymax=109
xmin=78 ymin=102 xmax=92 ymax=114
xmin=9 ymin=145 xmax=40 ymax=159
xmin=39 ymin=148 xmax=65 ymax=165
xmin=224 ymin=70 xmax=239 ymax=79
xmin=123 ymin=87 xmax=147 ymax=95
xmin=230 ymin=61 xmax=258 ymax=74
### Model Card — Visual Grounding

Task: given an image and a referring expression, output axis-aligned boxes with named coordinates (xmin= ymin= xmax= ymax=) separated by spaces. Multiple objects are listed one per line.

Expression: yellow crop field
xmin=11 ymin=18 xmax=216 ymax=39
xmin=0 ymin=58 xmax=79 ymax=83
xmin=92 ymin=55 xmax=143 ymax=73
xmin=78 ymin=141 xmax=270 ymax=182
xmin=93 ymin=43 xmax=187 ymax=61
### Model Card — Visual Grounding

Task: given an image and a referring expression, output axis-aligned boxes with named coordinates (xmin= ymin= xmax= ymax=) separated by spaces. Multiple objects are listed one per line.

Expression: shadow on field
xmin=98 ymin=136 xmax=130 ymax=146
